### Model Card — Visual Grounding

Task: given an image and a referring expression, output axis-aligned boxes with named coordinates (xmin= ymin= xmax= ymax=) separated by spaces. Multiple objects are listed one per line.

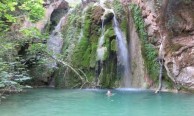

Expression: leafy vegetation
xmin=0 ymin=0 xmax=45 ymax=94
xmin=112 ymin=0 xmax=125 ymax=18
xmin=0 ymin=0 xmax=44 ymax=32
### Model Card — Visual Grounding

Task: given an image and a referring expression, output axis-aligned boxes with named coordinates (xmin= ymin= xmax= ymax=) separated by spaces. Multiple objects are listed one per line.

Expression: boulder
xmin=176 ymin=67 xmax=194 ymax=89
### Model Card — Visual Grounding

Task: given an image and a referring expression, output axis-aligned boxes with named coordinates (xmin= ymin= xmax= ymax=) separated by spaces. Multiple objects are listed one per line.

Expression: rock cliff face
xmin=134 ymin=0 xmax=194 ymax=90
xmin=129 ymin=14 xmax=147 ymax=88
xmin=164 ymin=0 xmax=194 ymax=90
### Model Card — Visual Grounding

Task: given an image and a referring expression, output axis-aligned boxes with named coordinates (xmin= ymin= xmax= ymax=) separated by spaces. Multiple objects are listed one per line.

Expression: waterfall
xmin=97 ymin=1 xmax=131 ymax=87
xmin=96 ymin=4 xmax=113 ymax=61
xmin=113 ymin=16 xmax=132 ymax=88
xmin=46 ymin=8 xmax=74 ymax=67
xmin=97 ymin=20 xmax=107 ymax=61
xmin=47 ymin=9 xmax=74 ymax=60
xmin=47 ymin=16 xmax=65 ymax=67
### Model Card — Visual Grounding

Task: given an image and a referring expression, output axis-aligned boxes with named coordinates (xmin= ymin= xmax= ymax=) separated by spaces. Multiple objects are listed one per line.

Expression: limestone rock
xmin=102 ymin=10 xmax=114 ymax=25
xmin=176 ymin=67 xmax=194 ymax=89
xmin=131 ymin=0 xmax=194 ymax=90
xmin=91 ymin=6 xmax=104 ymax=25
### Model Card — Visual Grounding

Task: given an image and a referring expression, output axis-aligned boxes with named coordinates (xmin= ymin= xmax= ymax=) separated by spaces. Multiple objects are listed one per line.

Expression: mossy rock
xmin=100 ymin=54 xmax=118 ymax=88
xmin=91 ymin=5 xmax=104 ymax=25
xmin=111 ymin=39 xmax=117 ymax=51
xmin=120 ymin=18 xmax=127 ymax=34
xmin=103 ymin=11 xmax=114 ymax=25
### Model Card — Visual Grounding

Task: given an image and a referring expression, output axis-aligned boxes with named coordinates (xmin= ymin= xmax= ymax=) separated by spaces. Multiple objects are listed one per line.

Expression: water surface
xmin=0 ymin=88 xmax=194 ymax=116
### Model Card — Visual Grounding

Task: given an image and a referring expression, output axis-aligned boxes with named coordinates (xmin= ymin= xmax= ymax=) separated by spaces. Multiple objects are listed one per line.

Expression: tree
xmin=0 ymin=0 xmax=44 ymax=32
xmin=0 ymin=0 xmax=45 ymax=95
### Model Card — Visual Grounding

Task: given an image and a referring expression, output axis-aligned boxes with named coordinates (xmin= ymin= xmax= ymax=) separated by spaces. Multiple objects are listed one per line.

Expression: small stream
xmin=0 ymin=88 xmax=194 ymax=116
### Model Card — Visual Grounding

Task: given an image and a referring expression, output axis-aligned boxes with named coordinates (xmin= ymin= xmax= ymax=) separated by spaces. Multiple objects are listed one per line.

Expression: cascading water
xmin=47 ymin=12 xmax=69 ymax=68
xmin=97 ymin=20 xmax=106 ymax=61
xmin=97 ymin=1 xmax=113 ymax=61
xmin=46 ymin=13 xmax=68 ymax=86
xmin=113 ymin=16 xmax=132 ymax=88
xmin=97 ymin=0 xmax=131 ymax=87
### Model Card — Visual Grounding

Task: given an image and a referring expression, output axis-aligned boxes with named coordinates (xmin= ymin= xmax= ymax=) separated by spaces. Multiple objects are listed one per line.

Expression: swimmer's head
xmin=107 ymin=90 xmax=111 ymax=94
xmin=106 ymin=90 xmax=112 ymax=96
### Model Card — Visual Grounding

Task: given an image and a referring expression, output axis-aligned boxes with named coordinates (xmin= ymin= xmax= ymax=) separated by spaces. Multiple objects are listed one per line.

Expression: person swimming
xmin=106 ymin=90 xmax=112 ymax=96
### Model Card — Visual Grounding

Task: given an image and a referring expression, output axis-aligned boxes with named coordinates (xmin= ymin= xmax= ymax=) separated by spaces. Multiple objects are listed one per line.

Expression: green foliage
xmin=103 ymin=23 xmax=116 ymax=61
xmin=0 ymin=0 xmax=44 ymax=32
xmin=0 ymin=28 xmax=47 ymax=91
xmin=27 ymin=43 xmax=47 ymax=55
xmin=120 ymin=18 xmax=128 ymax=34
xmin=54 ymin=7 xmax=88 ymax=88
xmin=71 ymin=8 xmax=94 ymax=68
xmin=0 ymin=56 xmax=31 ymax=89
xmin=112 ymin=0 xmax=125 ymax=18
xmin=100 ymin=55 xmax=117 ymax=88
xmin=112 ymin=0 xmax=127 ymax=34
xmin=20 ymin=27 xmax=44 ymax=39
xmin=19 ymin=0 xmax=44 ymax=22
xmin=111 ymin=39 xmax=117 ymax=51
xmin=130 ymin=4 xmax=159 ymax=80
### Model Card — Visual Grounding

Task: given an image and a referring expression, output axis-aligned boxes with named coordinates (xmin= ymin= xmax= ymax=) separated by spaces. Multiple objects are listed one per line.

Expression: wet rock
xmin=57 ymin=0 xmax=69 ymax=10
xmin=91 ymin=6 xmax=104 ymax=25
xmin=102 ymin=10 xmax=114 ymax=25
xmin=37 ymin=0 xmax=69 ymax=31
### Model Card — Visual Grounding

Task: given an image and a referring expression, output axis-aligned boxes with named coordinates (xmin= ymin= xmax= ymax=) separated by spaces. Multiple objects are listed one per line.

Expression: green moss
xmin=83 ymin=18 xmax=92 ymax=37
xmin=100 ymin=56 xmax=117 ymax=88
xmin=90 ymin=36 xmax=98 ymax=68
xmin=112 ymin=0 xmax=125 ymax=18
xmin=120 ymin=18 xmax=127 ymax=34
xmin=101 ymin=23 xmax=116 ymax=61
xmin=71 ymin=5 xmax=103 ymax=69
xmin=97 ymin=22 xmax=118 ymax=88
xmin=111 ymin=39 xmax=117 ymax=51
xmin=104 ymin=23 xmax=115 ymax=38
